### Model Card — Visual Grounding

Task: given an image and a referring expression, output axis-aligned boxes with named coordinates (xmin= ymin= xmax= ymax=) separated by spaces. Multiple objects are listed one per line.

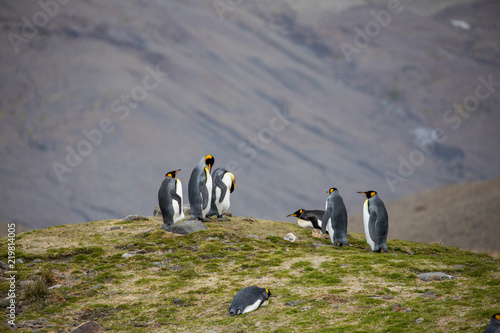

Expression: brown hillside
xmin=350 ymin=178 xmax=500 ymax=257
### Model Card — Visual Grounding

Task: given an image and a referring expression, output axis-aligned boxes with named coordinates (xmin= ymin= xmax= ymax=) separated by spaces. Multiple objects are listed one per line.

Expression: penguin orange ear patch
xmin=496 ymin=314 xmax=500 ymax=321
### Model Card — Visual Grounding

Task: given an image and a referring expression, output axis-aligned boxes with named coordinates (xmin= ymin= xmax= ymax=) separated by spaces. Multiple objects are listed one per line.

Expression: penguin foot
xmin=198 ymin=217 xmax=210 ymax=222
xmin=217 ymin=216 xmax=229 ymax=221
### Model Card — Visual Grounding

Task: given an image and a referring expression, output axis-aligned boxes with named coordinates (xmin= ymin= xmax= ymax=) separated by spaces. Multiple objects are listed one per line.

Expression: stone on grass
xmin=70 ymin=321 xmax=104 ymax=333
xmin=418 ymin=272 xmax=456 ymax=282
xmin=162 ymin=220 xmax=207 ymax=235
xmin=121 ymin=214 xmax=148 ymax=222
xmin=106 ymin=226 xmax=123 ymax=231
xmin=284 ymin=233 xmax=297 ymax=242
xmin=284 ymin=300 xmax=305 ymax=307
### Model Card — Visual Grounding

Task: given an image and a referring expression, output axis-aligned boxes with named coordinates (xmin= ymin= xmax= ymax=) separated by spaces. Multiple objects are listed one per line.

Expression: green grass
xmin=0 ymin=216 xmax=498 ymax=332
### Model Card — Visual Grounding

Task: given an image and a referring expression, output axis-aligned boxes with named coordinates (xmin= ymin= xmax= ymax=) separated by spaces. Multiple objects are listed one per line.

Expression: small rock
xmin=91 ymin=285 xmax=103 ymax=290
xmin=454 ymin=265 xmax=465 ymax=269
xmin=19 ymin=280 xmax=31 ymax=289
xmin=405 ymin=308 xmax=412 ymax=313
xmin=300 ymin=306 xmax=311 ymax=311
xmin=48 ymin=284 xmax=64 ymax=290
xmin=242 ymin=218 xmax=256 ymax=223
xmin=223 ymin=211 xmax=232 ymax=217
xmin=339 ymin=264 xmax=351 ymax=267
xmin=418 ymin=272 xmax=456 ymax=282
xmin=70 ymin=320 xmax=104 ymax=333
xmin=284 ymin=300 xmax=305 ymax=307
xmin=170 ymin=265 xmax=183 ymax=271
xmin=415 ymin=318 xmax=424 ymax=324
xmin=284 ymin=233 xmax=297 ymax=242
xmin=135 ymin=249 xmax=147 ymax=255
xmin=107 ymin=226 xmax=123 ymax=231
xmin=121 ymin=214 xmax=148 ymax=222
xmin=162 ymin=220 xmax=207 ymax=235
xmin=27 ymin=263 xmax=35 ymax=267
xmin=246 ymin=234 xmax=260 ymax=240
xmin=311 ymin=243 xmax=328 ymax=247
xmin=419 ymin=290 xmax=437 ymax=298
xmin=172 ymin=298 xmax=183 ymax=305
xmin=382 ymin=294 xmax=394 ymax=300
xmin=206 ymin=237 xmax=219 ymax=242
xmin=0 ymin=261 xmax=8 ymax=269
xmin=33 ymin=259 xmax=42 ymax=263
xmin=121 ymin=253 xmax=135 ymax=259
xmin=143 ymin=228 xmax=155 ymax=234
xmin=391 ymin=304 xmax=402 ymax=312
xmin=0 ymin=297 xmax=13 ymax=308
xmin=16 ymin=258 xmax=24 ymax=264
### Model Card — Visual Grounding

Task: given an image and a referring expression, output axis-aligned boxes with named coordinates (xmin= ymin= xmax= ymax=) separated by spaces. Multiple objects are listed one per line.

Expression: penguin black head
xmin=229 ymin=172 xmax=236 ymax=193
xmin=166 ymin=169 xmax=181 ymax=178
xmin=266 ymin=288 xmax=274 ymax=298
xmin=205 ymin=154 xmax=215 ymax=172
xmin=358 ymin=191 xmax=377 ymax=198
xmin=287 ymin=209 xmax=303 ymax=217
xmin=485 ymin=313 xmax=500 ymax=332
xmin=327 ymin=188 xmax=338 ymax=194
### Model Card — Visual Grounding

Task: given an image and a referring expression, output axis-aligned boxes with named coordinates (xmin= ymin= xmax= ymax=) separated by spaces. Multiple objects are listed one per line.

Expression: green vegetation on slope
xmin=1 ymin=216 xmax=499 ymax=332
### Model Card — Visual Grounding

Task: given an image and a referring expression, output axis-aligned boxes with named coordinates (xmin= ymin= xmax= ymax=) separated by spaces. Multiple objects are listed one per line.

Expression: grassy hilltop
xmin=1 ymin=216 xmax=499 ymax=332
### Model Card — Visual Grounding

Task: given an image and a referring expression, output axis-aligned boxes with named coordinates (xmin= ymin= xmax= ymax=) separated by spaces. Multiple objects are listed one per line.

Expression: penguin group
xmin=157 ymin=154 xmax=236 ymax=230
xmin=157 ymin=155 xmax=497 ymax=326
xmin=287 ymin=187 xmax=389 ymax=253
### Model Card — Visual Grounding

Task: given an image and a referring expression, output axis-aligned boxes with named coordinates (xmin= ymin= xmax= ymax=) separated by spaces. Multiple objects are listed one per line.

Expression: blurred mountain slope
xmin=0 ymin=0 xmax=499 ymax=237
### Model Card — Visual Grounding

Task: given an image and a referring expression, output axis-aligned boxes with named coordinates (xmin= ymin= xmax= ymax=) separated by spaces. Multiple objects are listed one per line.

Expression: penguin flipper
xmin=200 ymin=180 xmax=209 ymax=210
xmin=169 ymin=186 xmax=182 ymax=216
xmin=215 ymin=175 xmax=228 ymax=203
xmin=368 ymin=210 xmax=378 ymax=246
xmin=321 ymin=207 xmax=332 ymax=235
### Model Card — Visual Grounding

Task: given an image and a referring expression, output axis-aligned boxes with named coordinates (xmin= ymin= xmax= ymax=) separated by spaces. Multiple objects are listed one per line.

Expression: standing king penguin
xmin=207 ymin=168 xmax=235 ymax=219
xmin=358 ymin=191 xmax=389 ymax=253
xmin=188 ymin=155 xmax=214 ymax=222
xmin=286 ymin=209 xmax=324 ymax=230
xmin=229 ymin=286 xmax=273 ymax=316
xmin=484 ymin=313 xmax=500 ymax=333
xmin=322 ymin=188 xmax=349 ymax=246
xmin=158 ymin=169 xmax=184 ymax=229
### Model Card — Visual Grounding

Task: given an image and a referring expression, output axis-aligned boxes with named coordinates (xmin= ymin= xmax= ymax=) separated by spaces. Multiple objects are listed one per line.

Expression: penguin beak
xmin=287 ymin=213 xmax=297 ymax=217
xmin=357 ymin=191 xmax=366 ymax=195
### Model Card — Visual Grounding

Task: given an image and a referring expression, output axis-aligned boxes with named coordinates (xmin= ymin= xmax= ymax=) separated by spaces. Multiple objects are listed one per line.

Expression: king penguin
xmin=358 ymin=190 xmax=389 ymax=253
xmin=188 ymin=155 xmax=214 ymax=222
xmin=484 ymin=313 xmax=500 ymax=333
xmin=207 ymin=168 xmax=235 ymax=219
xmin=322 ymin=188 xmax=349 ymax=246
xmin=229 ymin=286 xmax=273 ymax=316
xmin=158 ymin=169 xmax=184 ymax=229
xmin=286 ymin=209 xmax=324 ymax=230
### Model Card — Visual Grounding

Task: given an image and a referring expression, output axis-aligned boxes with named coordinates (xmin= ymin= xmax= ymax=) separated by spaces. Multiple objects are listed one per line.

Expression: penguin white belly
xmin=297 ymin=218 xmax=314 ymax=229
xmin=363 ymin=199 xmax=375 ymax=250
xmin=202 ymin=172 xmax=212 ymax=218
xmin=326 ymin=218 xmax=334 ymax=244
xmin=173 ymin=179 xmax=185 ymax=223
xmin=241 ymin=299 xmax=263 ymax=314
